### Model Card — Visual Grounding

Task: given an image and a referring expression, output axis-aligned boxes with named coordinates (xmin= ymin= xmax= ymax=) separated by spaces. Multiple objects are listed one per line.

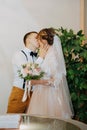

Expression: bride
xmin=27 ymin=28 xmax=74 ymax=119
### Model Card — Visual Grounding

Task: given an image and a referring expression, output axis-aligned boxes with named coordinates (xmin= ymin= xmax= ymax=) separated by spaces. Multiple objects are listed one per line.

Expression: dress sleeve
xmin=53 ymin=72 xmax=64 ymax=89
xmin=49 ymin=51 xmax=64 ymax=89
xmin=51 ymin=62 xmax=63 ymax=89
xmin=35 ymin=57 xmax=43 ymax=66
xmin=51 ymin=49 xmax=66 ymax=89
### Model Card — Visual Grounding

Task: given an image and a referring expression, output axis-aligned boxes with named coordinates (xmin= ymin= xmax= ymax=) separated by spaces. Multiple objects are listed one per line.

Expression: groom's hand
xmin=39 ymin=44 xmax=50 ymax=59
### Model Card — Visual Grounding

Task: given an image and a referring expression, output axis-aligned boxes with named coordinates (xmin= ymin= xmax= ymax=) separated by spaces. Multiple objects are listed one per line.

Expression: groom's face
xmin=28 ymin=33 xmax=39 ymax=49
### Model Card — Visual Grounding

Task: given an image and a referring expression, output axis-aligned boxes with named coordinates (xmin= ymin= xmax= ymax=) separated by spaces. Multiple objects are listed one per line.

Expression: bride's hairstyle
xmin=37 ymin=28 xmax=55 ymax=45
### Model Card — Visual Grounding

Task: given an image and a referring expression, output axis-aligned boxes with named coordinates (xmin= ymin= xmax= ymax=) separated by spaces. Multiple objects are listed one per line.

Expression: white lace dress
xmin=27 ymin=46 xmax=73 ymax=119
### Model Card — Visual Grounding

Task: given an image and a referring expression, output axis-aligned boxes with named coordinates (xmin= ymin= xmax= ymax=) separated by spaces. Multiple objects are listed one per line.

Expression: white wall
xmin=0 ymin=0 xmax=80 ymax=114
xmin=23 ymin=0 xmax=80 ymax=32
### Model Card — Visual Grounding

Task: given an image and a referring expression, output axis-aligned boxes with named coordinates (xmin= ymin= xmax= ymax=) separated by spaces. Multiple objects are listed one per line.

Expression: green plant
xmin=54 ymin=27 xmax=87 ymax=123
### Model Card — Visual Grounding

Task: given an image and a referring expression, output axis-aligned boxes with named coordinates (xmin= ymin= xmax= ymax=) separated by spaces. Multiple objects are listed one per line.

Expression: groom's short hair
xmin=23 ymin=31 xmax=37 ymax=45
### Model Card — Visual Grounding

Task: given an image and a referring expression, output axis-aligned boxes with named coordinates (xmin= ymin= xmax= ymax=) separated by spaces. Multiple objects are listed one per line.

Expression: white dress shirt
xmin=12 ymin=47 xmax=43 ymax=89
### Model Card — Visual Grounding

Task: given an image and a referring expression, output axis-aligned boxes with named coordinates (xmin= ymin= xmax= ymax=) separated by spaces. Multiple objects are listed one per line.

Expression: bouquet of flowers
xmin=18 ymin=62 xmax=44 ymax=81
xmin=18 ymin=63 xmax=44 ymax=102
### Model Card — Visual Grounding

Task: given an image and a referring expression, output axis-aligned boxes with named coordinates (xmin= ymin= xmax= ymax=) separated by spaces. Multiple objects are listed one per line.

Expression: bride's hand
xmin=31 ymin=79 xmax=51 ymax=86
xmin=38 ymin=43 xmax=50 ymax=59
xmin=31 ymin=76 xmax=54 ymax=86
xmin=47 ymin=77 xmax=54 ymax=86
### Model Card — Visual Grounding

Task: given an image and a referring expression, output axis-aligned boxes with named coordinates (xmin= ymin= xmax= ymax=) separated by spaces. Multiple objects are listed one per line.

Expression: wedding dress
xmin=27 ymin=36 xmax=74 ymax=119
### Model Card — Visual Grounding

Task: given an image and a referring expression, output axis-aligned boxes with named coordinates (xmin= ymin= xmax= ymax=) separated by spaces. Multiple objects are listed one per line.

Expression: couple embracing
xmin=7 ymin=28 xmax=74 ymax=119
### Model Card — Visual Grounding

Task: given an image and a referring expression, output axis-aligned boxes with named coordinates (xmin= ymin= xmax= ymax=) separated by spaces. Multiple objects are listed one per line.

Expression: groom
xmin=7 ymin=31 xmax=49 ymax=113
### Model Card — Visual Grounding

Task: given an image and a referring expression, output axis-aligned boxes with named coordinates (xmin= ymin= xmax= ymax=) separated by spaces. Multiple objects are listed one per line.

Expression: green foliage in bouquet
xmin=54 ymin=27 xmax=87 ymax=123
xmin=18 ymin=63 xmax=45 ymax=81
xmin=19 ymin=70 xmax=44 ymax=80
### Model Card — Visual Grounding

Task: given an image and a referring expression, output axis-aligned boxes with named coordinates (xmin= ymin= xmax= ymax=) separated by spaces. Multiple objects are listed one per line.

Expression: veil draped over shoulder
xmin=53 ymin=35 xmax=74 ymax=117
xmin=53 ymin=35 xmax=66 ymax=75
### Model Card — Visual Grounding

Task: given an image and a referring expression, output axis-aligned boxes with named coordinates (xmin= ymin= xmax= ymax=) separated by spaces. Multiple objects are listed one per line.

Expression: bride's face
xmin=38 ymin=38 xmax=48 ymax=48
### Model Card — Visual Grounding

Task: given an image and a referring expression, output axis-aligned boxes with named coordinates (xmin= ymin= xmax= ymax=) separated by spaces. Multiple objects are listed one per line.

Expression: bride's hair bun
xmin=37 ymin=28 xmax=55 ymax=45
